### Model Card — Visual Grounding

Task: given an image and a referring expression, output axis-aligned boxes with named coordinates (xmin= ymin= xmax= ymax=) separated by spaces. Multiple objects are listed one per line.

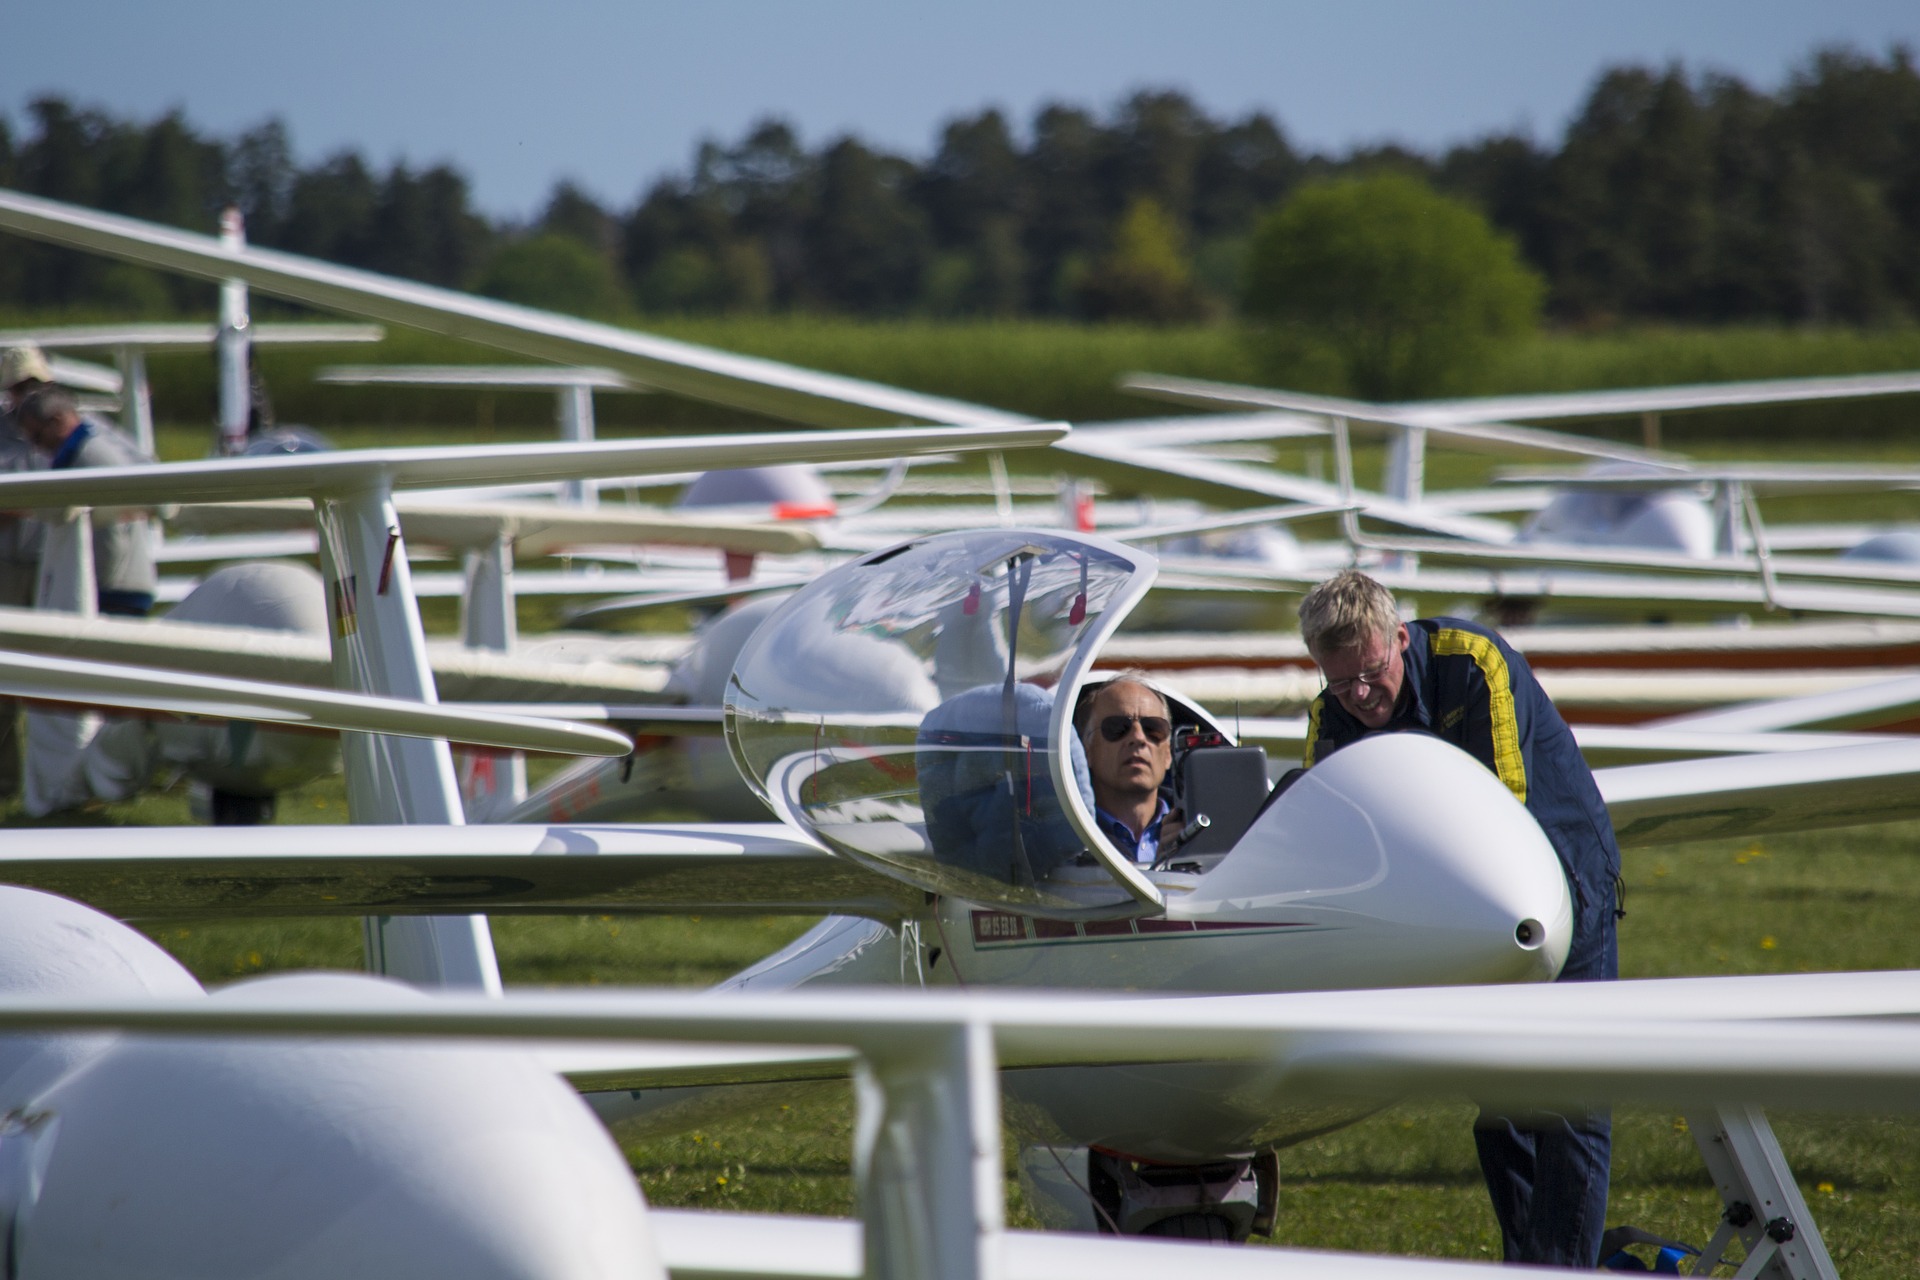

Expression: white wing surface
xmin=0 ymin=649 xmax=631 ymax=757
xmin=1164 ymin=559 xmax=1920 ymax=621
xmin=1066 ymin=411 xmax=1326 ymax=447
xmin=0 ymin=322 xmax=383 ymax=349
xmin=1498 ymin=463 xmax=1920 ymax=495
xmin=5 ymin=977 xmax=1920 ymax=1115
xmin=1130 ymin=370 xmax=1920 ymax=428
xmin=1656 ymin=673 xmax=1920 ymax=734
xmin=564 ymin=580 xmax=806 ymax=627
xmin=647 ymin=1208 xmax=1603 ymax=1280
xmin=0 ymin=606 xmax=671 ymax=703
xmin=1598 ymin=738 xmax=1920 ymax=846
xmin=1235 ymin=716 xmax=1905 ymax=767
xmin=1120 ymin=374 xmax=1683 ymax=463
xmin=1411 ymin=371 xmax=1920 ymax=423
xmin=170 ymin=496 xmax=820 ymax=556
xmin=316 ymin=363 xmax=638 ymax=389
xmin=45 ymin=353 xmax=121 ymax=394
xmin=1055 ymin=430 xmax=1515 ymax=541
xmin=1347 ymin=530 xmax=1920 ymax=593
xmin=1115 ymin=502 xmax=1358 ymax=544
xmin=0 ymin=822 xmax=917 ymax=920
xmin=0 ymin=423 xmax=1066 ymax=509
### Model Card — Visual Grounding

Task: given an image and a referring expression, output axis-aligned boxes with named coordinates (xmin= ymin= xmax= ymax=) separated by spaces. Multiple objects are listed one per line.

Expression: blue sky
xmin=12 ymin=1 xmax=1919 ymax=220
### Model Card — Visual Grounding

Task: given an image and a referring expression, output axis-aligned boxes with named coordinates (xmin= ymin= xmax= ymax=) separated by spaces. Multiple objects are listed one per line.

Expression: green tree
xmin=634 ymin=240 xmax=771 ymax=314
xmin=1023 ymin=104 xmax=1107 ymax=312
xmin=280 ymin=152 xmax=380 ymax=266
xmin=801 ymin=138 xmax=930 ymax=313
xmin=477 ymin=233 xmax=628 ymax=316
xmin=1775 ymin=47 xmax=1920 ymax=320
xmin=1194 ymin=112 xmax=1300 ymax=237
xmin=1241 ymin=172 xmax=1542 ymax=398
xmin=915 ymin=111 xmax=1027 ymax=314
xmin=367 ymin=165 xmax=490 ymax=287
xmin=1107 ymin=91 xmax=1210 ymax=226
xmin=227 ymin=120 xmax=296 ymax=244
xmin=1544 ymin=66 xmax=1715 ymax=322
xmin=540 ymin=182 xmax=619 ymax=257
xmin=1076 ymin=196 xmax=1209 ymax=322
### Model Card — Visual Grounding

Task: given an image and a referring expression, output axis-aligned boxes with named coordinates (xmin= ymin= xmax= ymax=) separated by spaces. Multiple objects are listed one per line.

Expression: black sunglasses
xmin=1099 ymin=714 xmax=1171 ymax=743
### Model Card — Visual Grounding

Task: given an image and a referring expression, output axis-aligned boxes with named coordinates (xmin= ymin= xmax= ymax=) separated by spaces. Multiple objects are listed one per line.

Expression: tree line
xmin=1 ymin=44 xmax=1916 ymax=327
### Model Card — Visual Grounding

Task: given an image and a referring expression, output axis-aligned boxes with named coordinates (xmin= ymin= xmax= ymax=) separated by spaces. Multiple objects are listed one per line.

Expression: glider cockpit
xmin=726 ymin=528 xmax=1192 ymax=920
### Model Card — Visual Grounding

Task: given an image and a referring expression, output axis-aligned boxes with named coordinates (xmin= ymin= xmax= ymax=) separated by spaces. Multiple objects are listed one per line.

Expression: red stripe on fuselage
xmin=967 ymin=910 xmax=1316 ymax=949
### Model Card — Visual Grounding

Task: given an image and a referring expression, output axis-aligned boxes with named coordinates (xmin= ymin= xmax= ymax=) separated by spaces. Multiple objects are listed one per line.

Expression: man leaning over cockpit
xmin=1297 ymin=568 xmax=1621 ymax=1271
xmin=1074 ymin=674 xmax=1182 ymax=865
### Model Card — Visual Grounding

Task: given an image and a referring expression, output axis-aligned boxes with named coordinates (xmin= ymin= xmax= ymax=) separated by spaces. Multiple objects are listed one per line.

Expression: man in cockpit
xmin=1296 ymin=568 xmax=1620 ymax=1271
xmin=1075 ymin=674 xmax=1180 ymax=865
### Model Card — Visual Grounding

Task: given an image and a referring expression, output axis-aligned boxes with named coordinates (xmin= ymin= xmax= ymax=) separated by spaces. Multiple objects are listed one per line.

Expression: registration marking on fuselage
xmin=968 ymin=910 xmax=1325 ymax=949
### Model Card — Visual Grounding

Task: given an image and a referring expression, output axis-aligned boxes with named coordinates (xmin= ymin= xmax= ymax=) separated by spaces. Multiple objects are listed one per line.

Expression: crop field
xmin=8 ymin=306 xmax=1920 ymax=440
xmin=7 ymin=317 xmax=1920 ymax=1271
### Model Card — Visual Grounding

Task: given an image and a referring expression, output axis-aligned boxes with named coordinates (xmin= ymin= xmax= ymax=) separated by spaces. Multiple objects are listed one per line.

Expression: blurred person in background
xmin=15 ymin=386 xmax=156 ymax=618
xmin=0 ymin=348 xmax=51 ymax=795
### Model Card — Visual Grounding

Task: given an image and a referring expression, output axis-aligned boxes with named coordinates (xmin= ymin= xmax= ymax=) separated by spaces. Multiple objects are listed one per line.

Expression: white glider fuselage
xmin=937 ymin=735 xmax=1568 ymax=996
xmin=677 ymin=736 xmax=1571 ymax=1163
xmin=939 ymin=735 xmax=1568 ymax=1158
xmin=560 ymin=774 xmax=1572 ymax=1160
xmin=613 ymin=527 xmax=1574 ymax=1161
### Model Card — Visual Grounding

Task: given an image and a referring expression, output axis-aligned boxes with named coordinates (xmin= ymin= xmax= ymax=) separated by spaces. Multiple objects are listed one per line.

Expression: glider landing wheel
xmin=1088 ymin=1150 xmax=1265 ymax=1242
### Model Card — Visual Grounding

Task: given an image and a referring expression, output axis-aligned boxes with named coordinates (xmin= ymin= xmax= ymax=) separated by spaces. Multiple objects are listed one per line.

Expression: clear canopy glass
xmin=724 ymin=529 xmax=1160 ymax=916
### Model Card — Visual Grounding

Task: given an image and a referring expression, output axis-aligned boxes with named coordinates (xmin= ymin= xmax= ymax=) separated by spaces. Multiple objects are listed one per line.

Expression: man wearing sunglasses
xmin=1297 ymin=569 xmax=1621 ymax=1272
xmin=1074 ymin=675 xmax=1179 ymax=865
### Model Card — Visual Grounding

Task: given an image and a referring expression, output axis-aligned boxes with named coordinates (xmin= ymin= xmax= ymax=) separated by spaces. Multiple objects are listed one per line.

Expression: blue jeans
xmin=1474 ymin=895 xmax=1617 ymax=1267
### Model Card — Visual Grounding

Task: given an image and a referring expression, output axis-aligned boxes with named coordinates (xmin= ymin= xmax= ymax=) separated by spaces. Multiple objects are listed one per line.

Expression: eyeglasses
xmin=1099 ymin=714 xmax=1171 ymax=743
xmin=1324 ymin=657 xmax=1395 ymax=698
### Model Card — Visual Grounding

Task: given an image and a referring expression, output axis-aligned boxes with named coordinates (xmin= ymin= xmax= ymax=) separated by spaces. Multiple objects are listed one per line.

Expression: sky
xmin=11 ymin=1 xmax=1920 ymax=221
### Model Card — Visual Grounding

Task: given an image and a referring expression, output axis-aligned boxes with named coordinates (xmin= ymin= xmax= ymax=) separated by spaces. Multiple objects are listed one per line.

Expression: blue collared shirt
xmin=1094 ymin=796 xmax=1170 ymax=865
xmin=48 ymin=419 xmax=93 ymax=471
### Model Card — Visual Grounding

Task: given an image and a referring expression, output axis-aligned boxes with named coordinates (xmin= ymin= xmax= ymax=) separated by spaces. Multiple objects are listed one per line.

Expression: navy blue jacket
xmin=1302 ymin=617 xmax=1621 ymax=921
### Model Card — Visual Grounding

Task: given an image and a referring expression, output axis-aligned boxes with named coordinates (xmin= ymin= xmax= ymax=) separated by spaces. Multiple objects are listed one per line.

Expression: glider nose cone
xmin=11 ymin=973 xmax=664 ymax=1280
xmin=1246 ymin=735 xmax=1573 ymax=986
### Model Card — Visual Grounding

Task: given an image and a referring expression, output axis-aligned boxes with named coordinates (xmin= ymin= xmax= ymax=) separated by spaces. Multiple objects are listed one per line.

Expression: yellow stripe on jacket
xmin=1430 ymin=628 xmax=1526 ymax=803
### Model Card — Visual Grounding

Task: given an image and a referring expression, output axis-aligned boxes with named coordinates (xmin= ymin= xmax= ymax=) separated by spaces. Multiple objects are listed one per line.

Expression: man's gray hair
xmin=1073 ymin=669 xmax=1168 ymax=742
xmin=15 ymin=385 xmax=77 ymax=427
xmin=1298 ymin=569 xmax=1400 ymax=655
